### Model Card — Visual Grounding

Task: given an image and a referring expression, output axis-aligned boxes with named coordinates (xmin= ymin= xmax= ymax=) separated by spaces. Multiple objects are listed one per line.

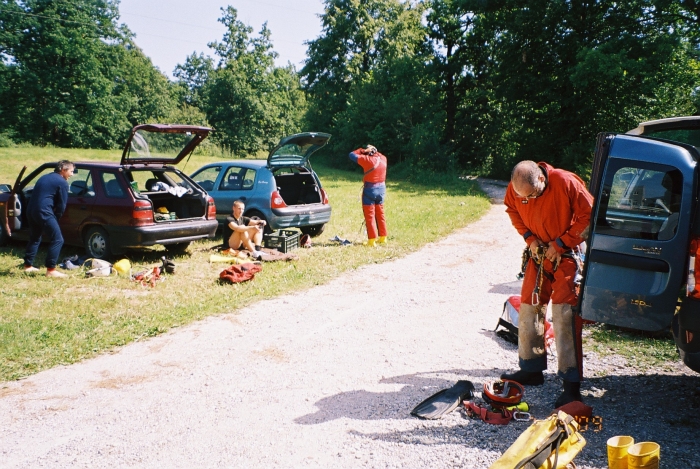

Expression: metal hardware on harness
xmin=531 ymin=245 xmax=546 ymax=305
xmin=512 ymin=411 xmax=532 ymax=422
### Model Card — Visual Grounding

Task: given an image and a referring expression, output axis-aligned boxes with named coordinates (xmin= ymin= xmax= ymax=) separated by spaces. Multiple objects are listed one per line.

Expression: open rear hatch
xmin=121 ymin=124 xmax=212 ymax=165
xmin=267 ymin=132 xmax=331 ymax=206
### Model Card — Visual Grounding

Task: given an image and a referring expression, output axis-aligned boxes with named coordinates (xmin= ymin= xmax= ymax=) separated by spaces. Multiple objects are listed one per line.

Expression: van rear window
xmin=595 ymin=162 xmax=682 ymax=241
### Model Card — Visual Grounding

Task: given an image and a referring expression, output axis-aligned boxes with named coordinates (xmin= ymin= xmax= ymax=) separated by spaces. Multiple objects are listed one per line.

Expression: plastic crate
xmin=263 ymin=229 xmax=300 ymax=253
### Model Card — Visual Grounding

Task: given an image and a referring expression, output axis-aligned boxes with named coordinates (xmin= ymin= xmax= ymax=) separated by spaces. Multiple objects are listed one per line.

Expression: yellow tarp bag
xmin=209 ymin=254 xmax=247 ymax=264
xmin=489 ymin=411 xmax=586 ymax=469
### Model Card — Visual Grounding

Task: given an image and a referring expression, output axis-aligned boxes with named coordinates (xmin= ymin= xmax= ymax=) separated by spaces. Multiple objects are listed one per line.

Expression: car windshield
xmin=128 ymin=129 xmax=198 ymax=160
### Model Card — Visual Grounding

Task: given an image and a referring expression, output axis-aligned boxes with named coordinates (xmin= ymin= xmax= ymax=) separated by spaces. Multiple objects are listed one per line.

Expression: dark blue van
xmin=581 ymin=116 xmax=700 ymax=373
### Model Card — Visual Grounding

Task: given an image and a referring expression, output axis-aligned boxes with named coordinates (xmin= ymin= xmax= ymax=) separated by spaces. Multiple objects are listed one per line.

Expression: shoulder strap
xmin=513 ymin=422 xmax=567 ymax=469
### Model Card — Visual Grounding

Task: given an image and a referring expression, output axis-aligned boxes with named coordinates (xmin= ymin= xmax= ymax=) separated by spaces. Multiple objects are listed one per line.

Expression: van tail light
xmin=206 ymin=196 xmax=217 ymax=219
xmin=131 ymin=199 xmax=153 ymax=225
xmin=271 ymin=190 xmax=287 ymax=209
xmin=320 ymin=188 xmax=329 ymax=205
xmin=687 ymin=236 xmax=700 ymax=298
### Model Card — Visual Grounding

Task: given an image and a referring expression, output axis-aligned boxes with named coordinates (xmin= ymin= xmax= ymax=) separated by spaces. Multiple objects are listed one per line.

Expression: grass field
xmin=0 ymin=146 xmax=491 ymax=382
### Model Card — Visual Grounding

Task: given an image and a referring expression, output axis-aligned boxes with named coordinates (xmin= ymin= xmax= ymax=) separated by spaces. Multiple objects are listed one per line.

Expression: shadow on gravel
xmin=298 ymin=368 xmax=700 ymax=468
xmin=488 ymin=280 xmax=522 ymax=295
xmin=295 ymin=369 xmax=482 ymax=424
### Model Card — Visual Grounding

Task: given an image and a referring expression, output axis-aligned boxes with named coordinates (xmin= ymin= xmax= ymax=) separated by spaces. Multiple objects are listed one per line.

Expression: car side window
xmin=597 ymin=164 xmax=682 ymax=241
xmin=191 ymin=166 xmax=221 ymax=192
xmin=241 ymin=168 xmax=256 ymax=190
xmin=100 ymin=172 xmax=126 ymax=198
xmin=220 ymin=166 xmax=245 ymax=191
xmin=68 ymin=169 xmax=95 ymax=197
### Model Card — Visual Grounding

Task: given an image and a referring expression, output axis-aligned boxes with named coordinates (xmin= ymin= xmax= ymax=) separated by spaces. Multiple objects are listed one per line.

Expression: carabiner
xmin=513 ymin=411 xmax=532 ymax=422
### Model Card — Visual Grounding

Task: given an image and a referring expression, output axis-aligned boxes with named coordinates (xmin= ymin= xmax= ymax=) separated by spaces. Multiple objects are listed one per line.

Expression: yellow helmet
xmin=113 ymin=258 xmax=131 ymax=275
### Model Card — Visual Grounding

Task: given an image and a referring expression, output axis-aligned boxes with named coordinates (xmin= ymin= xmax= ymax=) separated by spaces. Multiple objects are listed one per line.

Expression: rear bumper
xmin=269 ymin=205 xmax=332 ymax=230
xmin=672 ymin=304 xmax=700 ymax=374
xmin=107 ymin=219 xmax=218 ymax=249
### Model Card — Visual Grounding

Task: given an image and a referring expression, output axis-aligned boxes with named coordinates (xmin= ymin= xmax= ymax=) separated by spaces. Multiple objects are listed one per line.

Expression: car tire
xmin=84 ymin=226 xmax=111 ymax=260
xmin=246 ymin=210 xmax=272 ymax=235
xmin=300 ymin=224 xmax=326 ymax=238
xmin=165 ymin=242 xmax=191 ymax=255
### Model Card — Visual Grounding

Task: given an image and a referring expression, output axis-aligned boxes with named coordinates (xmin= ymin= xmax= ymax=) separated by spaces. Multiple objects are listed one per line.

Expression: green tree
xmin=303 ymin=0 xmax=446 ymax=170
xmin=185 ymin=7 xmax=305 ymax=156
xmin=0 ymin=0 xmax=178 ymax=148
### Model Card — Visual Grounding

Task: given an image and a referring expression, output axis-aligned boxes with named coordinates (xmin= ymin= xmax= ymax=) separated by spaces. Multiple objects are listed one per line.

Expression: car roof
xmin=626 ymin=116 xmax=700 ymax=135
xmin=627 ymin=116 xmax=700 ymax=150
xmin=197 ymin=160 xmax=268 ymax=170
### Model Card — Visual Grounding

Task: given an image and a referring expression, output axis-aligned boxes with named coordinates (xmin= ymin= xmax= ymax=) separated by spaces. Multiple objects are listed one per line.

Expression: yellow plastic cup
xmin=607 ymin=436 xmax=634 ymax=469
xmin=627 ymin=442 xmax=660 ymax=469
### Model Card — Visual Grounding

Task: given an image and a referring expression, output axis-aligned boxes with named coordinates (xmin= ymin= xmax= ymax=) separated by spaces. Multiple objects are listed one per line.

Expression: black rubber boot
xmin=555 ymin=380 xmax=582 ymax=408
xmin=500 ymin=369 xmax=544 ymax=386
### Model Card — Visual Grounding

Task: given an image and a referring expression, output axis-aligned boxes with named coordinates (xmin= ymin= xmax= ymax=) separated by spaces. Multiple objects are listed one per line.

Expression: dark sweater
xmin=27 ymin=172 xmax=68 ymax=221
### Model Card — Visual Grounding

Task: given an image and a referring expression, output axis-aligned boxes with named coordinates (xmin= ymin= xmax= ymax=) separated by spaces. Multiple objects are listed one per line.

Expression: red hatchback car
xmin=0 ymin=124 xmax=218 ymax=259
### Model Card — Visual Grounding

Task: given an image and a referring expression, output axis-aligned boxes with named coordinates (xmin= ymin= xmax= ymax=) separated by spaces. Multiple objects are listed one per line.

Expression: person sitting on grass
xmin=225 ymin=200 xmax=266 ymax=259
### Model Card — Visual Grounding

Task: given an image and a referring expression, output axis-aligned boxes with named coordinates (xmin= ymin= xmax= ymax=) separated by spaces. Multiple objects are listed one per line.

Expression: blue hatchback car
xmin=190 ymin=132 xmax=332 ymax=238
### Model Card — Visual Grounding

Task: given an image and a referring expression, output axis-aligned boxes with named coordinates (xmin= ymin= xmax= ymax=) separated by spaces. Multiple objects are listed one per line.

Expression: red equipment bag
xmin=219 ymin=263 xmax=263 ymax=284
xmin=495 ymin=295 xmax=554 ymax=351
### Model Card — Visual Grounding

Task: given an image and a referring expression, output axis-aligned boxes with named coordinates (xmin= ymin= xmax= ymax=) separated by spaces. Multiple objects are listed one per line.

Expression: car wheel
xmin=300 ymin=224 xmax=326 ymax=238
xmin=165 ymin=242 xmax=191 ymax=254
xmin=246 ymin=210 xmax=272 ymax=235
xmin=84 ymin=226 xmax=111 ymax=260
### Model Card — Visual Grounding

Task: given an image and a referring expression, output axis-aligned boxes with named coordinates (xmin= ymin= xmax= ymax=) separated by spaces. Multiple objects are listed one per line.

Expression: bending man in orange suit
xmin=349 ymin=145 xmax=388 ymax=246
xmin=502 ymin=160 xmax=593 ymax=408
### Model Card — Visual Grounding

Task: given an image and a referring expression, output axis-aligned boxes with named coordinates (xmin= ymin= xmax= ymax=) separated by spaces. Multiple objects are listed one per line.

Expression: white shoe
xmin=24 ymin=266 xmax=40 ymax=273
xmin=46 ymin=270 xmax=68 ymax=278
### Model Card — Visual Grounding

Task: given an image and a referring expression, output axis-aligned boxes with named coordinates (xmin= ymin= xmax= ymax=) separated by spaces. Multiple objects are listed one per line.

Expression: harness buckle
xmin=513 ymin=411 xmax=532 ymax=422
xmin=531 ymin=292 xmax=539 ymax=305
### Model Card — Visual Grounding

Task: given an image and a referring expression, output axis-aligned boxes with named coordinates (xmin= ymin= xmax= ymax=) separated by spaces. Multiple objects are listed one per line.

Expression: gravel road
xmin=2 ymin=179 xmax=699 ymax=468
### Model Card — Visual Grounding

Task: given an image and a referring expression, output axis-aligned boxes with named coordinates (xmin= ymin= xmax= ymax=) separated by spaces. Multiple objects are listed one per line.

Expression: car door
xmin=61 ymin=167 xmax=97 ymax=245
xmin=6 ymin=166 xmax=28 ymax=235
xmin=213 ymin=165 xmax=252 ymax=224
xmin=578 ymin=133 xmax=697 ymax=331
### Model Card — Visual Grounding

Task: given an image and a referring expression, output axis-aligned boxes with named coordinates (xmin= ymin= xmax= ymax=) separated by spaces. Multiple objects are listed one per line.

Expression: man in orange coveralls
xmin=502 ymin=160 xmax=593 ymax=407
xmin=349 ymin=145 xmax=388 ymax=246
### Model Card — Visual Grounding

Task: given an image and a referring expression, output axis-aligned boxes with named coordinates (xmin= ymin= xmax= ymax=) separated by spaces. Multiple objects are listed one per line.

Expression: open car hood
xmin=267 ymin=132 xmax=331 ymax=168
xmin=121 ymin=124 xmax=212 ymax=165
xmin=627 ymin=116 xmax=700 ymax=150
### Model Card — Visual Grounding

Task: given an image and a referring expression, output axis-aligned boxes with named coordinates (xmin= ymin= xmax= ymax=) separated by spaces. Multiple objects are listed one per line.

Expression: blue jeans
xmin=24 ymin=216 xmax=64 ymax=269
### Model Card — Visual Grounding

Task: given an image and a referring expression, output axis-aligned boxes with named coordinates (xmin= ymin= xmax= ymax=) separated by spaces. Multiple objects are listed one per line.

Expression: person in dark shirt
xmin=223 ymin=200 xmax=266 ymax=257
xmin=23 ymin=160 xmax=74 ymax=278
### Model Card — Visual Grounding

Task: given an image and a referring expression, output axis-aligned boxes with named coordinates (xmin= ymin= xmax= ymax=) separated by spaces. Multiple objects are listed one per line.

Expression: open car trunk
xmin=273 ymin=169 xmax=323 ymax=206
xmin=144 ymin=192 xmax=207 ymax=221
xmin=127 ymin=168 xmax=207 ymax=221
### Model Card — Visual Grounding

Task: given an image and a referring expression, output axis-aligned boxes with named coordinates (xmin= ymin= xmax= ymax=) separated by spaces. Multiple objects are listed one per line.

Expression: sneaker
xmin=24 ymin=266 xmax=40 ymax=273
xmin=252 ymin=250 xmax=265 ymax=260
xmin=500 ymin=369 xmax=545 ymax=386
xmin=46 ymin=270 xmax=68 ymax=278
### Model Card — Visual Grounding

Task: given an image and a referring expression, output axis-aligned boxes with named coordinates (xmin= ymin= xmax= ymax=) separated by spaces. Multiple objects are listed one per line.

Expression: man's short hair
xmin=55 ymin=160 xmax=74 ymax=173
xmin=233 ymin=200 xmax=245 ymax=209
xmin=512 ymin=160 xmax=541 ymax=186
